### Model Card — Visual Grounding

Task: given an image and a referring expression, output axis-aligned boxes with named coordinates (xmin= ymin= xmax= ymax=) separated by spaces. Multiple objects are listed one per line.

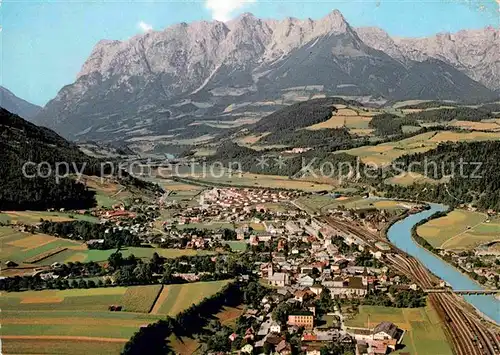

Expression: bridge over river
xmin=424 ymin=289 xmax=500 ymax=296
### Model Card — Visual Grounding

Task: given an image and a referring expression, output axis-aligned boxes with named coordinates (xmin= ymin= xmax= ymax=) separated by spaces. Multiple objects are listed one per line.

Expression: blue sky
xmin=1 ymin=0 xmax=499 ymax=106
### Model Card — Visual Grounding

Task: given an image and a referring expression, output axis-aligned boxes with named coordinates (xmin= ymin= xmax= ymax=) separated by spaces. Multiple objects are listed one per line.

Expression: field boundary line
xmin=439 ymin=217 xmax=486 ymax=249
xmin=150 ymin=285 xmax=167 ymax=314
xmin=24 ymin=247 xmax=68 ymax=264
xmin=21 ymin=237 xmax=58 ymax=252
xmin=148 ymin=284 xmax=164 ymax=314
xmin=1 ymin=335 xmax=128 ymax=342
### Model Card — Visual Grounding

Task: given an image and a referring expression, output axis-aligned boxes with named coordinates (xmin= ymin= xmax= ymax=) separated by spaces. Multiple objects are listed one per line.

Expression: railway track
xmin=321 ymin=215 xmax=500 ymax=355
xmin=433 ymin=293 xmax=480 ymax=355
xmin=445 ymin=294 xmax=500 ymax=355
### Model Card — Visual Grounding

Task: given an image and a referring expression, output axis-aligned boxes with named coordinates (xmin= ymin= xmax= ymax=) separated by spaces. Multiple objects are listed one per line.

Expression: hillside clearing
xmin=340 ymin=130 xmax=500 ymax=165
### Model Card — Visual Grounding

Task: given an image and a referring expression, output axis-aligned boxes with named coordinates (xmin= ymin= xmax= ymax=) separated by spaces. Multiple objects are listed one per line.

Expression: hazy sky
xmin=1 ymin=0 xmax=499 ymax=106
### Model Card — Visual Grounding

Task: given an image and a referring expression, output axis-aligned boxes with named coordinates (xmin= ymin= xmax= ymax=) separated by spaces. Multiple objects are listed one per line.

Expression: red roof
xmin=302 ymin=334 xmax=317 ymax=341
xmin=106 ymin=211 xmax=135 ymax=218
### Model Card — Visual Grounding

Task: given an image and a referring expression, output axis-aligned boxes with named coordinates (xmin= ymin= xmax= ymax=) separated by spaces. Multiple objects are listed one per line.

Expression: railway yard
xmin=321 ymin=215 xmax=500 ymax=355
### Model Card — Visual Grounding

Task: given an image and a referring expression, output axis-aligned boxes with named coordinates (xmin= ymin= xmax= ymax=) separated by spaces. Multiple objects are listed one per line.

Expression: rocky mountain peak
xmin=391 ymin=26 xmax=500 ymax=90
xmin=315 ymin=9 xmax=351 ymax=35
xmin=232 ymin=12 xmax=258 ymax=22
xmin=35 ymin=11 xmax=499 ymax=140
xmin=355 ymin=27 xmax=405 ymax=61
xmin=0 ymin=86 xmax=41 ymax=120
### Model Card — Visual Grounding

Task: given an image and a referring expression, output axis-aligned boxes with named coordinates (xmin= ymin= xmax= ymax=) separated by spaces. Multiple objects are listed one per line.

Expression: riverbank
xmin=380 ymin=203 xmax=430 ymax=239
xmin=386 ymin=204 xmax=500 ymax=324
xmin=410 ymin=208 xmax=498 ymax=291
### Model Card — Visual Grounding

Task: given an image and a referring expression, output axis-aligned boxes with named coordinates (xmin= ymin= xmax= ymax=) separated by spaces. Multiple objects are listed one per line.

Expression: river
xmin=387 ymin=203 xmax=500 ymax=324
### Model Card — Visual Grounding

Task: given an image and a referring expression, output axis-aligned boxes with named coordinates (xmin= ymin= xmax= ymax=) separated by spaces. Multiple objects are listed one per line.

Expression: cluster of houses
xmin=439 ymin=248 xmax=500 ymax=288
xmin=224 ymin=286 xmax=405 ymax=355
xmin=162 ymin=197 xmax=308 ymax=228
xmin=224 ymin=221 xmax=411 ymax=354
xmin=200 ymin=188 xmax=304 ymax=209
xmin=150 ymin=187 xmax=413 ymax=354
xmin=262 ymin=253 xmax=406 ymax=301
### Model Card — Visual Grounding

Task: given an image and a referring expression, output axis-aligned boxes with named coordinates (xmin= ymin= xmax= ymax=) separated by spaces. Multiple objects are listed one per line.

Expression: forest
xmin=249 ymin=97 xmax=360 ymax=134
xmin=383 ymin=141 xmax=500 ymax=210
xmin=0 ymin=250 xmax=261 ymax=292
xmin=405 ymin=106 xmax=494 ymax=122
xmin=207 ymin=142 xmax=362 ymax=179
xmin=0 ymin=108 xmax=163 ymax=210
xmin=368 ymin=113 xmax=419 ymax=136
xmin=398 ymin=101 xmax=458 ymax=109
xmin=0 ymin=109 xmax=98 ymax=210
xmin=38 ymin=220 xmax=142 ymax=249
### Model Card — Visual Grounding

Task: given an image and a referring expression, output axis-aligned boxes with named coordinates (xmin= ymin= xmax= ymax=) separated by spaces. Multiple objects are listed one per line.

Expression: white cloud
xmin=205 ymin=0 xmax=256 ymax=22
xmin=138 ymin=21 xmax=153 ymax=33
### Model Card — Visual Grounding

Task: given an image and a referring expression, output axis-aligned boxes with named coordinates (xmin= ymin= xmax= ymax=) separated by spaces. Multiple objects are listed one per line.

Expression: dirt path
xmin=440 ymin=219 xmax=485 ymax=249
xmin=111 ymin=188 xmax=126 ymax=197
xmin=1 ymin=335 xmax=128 ymax=342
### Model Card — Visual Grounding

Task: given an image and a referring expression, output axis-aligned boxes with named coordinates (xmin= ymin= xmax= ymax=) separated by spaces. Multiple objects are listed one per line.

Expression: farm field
xmin=0 ymin=211 xmax=98 ymax=224
xmin=236 ymin=133 xmax=270 ymax=145
xmin=168 ymin=335 xmax=201 ymax=354
xmin=216 ymin=305 xmax=245 ymax=326
xmin=0 ymin=281 xmax=233 ymax=353
xmin=259 ymin=202 xmax=290 ymax=213
xmin=346 ymin=305 xmax=453 ymax=355
xmin=0 ymin=226 xmax=87 ymax=269
xmin=296 ymin=195 xmax=415 ymax=214
xmin=305 ymin=110 xmax=373 ymax=130
xmin=0 ymin=286 xmax=166 ymax=353
xmin=340 ymin=130 xmax=500 ymax=165
xmin=0 ymin=227 xmax=215 ymax=274
xmin=95 ymin=192 xmax=122 ymax=208
xmin=151 ymin=280 xmax=231 ymax=316
xmin=163 ymin=182 xmax=204 ymax=192
xmin=1 ymin=287 xmax=132 ymax=311
xmin=121 ymin=285 xmax=163 ymax=313
xmin=385 ymin=172 xmax=444 ymax=186
xmin=144 ymin=177 xmax=203 ymax=203
xmin=166 ymin=190 xmax=203 ymax=204
xmin=185 ymin=171 xmax=336 ymax=192
xmin=417 ymin=210 xmax=499 ymax=249
xmin=162 ymin=164 xmax=338 ymax=191
xmin=2 ymin=338 xmax=126 ymax=355
xmin=82 ymin=175 xmax=132 ymax=208
xmin=450 ymin=120 xmax=500 ymax=131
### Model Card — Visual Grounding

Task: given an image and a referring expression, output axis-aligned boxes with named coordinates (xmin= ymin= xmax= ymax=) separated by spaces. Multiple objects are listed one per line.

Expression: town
xmin=5 ymin=183 xmax=498 ymax=355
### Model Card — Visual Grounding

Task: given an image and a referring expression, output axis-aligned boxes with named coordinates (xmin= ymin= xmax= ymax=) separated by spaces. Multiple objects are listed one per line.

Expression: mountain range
xmin=0 ymin=86 xmax=42 ymax=120
xmin=24 ymin=11 xmax=500 ymax=140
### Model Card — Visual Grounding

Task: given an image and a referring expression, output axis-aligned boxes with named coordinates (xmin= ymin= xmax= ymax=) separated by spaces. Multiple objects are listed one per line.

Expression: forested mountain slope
xmin=384 ymin=141 xmax=500 ymax=210
xmin=0 ymin=108 xmax=97 ymax=210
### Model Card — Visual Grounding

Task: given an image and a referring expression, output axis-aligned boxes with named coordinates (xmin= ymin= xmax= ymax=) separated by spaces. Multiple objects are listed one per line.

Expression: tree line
xmin=0 ymin=251 xmax=260 ymax=292
xmin=38 ymin=220 xmax=142 ymax=249
xmin=121 ymin=280 xmax=265 ymax=355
